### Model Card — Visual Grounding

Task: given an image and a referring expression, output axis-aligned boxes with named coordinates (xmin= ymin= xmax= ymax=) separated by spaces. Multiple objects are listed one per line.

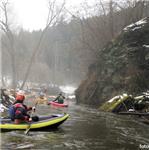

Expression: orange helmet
xmin=16 ymin=90 xmax=25 ymax=101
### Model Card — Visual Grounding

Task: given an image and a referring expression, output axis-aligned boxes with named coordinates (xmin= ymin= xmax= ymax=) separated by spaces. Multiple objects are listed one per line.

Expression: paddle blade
xmin=24 ymin=124 xmax=31 ymax=135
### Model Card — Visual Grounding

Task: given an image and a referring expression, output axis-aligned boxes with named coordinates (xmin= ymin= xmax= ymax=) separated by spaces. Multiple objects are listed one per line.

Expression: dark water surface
xmin=1 ymin=101 xmax=149 ymax=150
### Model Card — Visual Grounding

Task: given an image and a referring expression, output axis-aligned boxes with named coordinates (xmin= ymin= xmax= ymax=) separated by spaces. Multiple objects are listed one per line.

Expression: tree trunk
xmin=109 ymin=0 xmax=114 ymax=39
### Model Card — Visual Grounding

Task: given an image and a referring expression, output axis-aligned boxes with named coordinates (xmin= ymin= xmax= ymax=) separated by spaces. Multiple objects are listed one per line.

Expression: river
xmin=1 ymin=100 xmax=149 ymax=150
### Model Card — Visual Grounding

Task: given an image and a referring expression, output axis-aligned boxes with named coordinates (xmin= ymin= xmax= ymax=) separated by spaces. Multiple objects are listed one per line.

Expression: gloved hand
xmin=32 ymin=106 xmax=36 ymax=112
xmin=29 ymin=117 xmax=32 ymax=122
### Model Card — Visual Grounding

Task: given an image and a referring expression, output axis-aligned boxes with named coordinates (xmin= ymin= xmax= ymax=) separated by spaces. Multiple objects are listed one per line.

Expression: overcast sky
xmin=11 ymin=0 xmax=96 ymax=31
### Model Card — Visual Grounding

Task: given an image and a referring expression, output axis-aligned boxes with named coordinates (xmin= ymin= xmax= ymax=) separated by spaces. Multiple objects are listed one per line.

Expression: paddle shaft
xmin=24 ymin=108 xmax=35 ymax=135
xmin=24 ymin=123 xmax=31 ymax=135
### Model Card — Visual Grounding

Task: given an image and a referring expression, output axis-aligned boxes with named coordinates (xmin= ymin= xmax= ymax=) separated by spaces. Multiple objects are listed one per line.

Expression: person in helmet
xmin=34 ymin=92 xmax=48 ymax=106
xmin=9 ymin=90 xmax=33 ymax=124
xmin=53 ymin=93 xmax=65 ymax=104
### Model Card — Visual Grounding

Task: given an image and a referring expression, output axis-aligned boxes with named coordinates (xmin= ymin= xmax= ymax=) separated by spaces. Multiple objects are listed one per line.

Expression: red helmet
xmin=16 ymin=90 xmax=25 ymax=101
xmin=16 ymin=95 xmax=25 ymax=101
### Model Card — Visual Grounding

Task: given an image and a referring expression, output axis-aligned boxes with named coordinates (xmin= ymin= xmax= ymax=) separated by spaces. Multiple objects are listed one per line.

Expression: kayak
xmin=48 ymin=101 xmax=68 ymax=107
xmin=0 ymin=113 xmax=69 ymax=132
xmin=99 ymin=94 xmax=134 ymax=113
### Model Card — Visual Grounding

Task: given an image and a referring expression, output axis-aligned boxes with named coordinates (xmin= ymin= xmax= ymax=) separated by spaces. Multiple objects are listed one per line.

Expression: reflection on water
xmin=1 ymin=101 xmax=149 ymax=150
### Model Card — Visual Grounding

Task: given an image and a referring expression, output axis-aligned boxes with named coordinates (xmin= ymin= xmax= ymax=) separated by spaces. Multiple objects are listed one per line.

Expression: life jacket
xmin=8 ymin=103 xmax=25 ymax=121
xmin=57 ymin=96 xmax=64 ymax=104
xmin=14 ymin=103 xmax=25 ymax=109
xmin=8 ymin=106 xmax=16 ymax=121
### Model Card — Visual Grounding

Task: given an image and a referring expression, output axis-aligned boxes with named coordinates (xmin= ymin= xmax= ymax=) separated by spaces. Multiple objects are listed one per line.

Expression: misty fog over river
xmin=1 ymin=1 xmax=149 ymax=149
xmin=1 ymin=100 xmax=149 ymax=150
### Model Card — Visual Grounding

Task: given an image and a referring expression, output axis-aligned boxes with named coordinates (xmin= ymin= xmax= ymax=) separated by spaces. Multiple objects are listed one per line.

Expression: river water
xmin=1 ymin=100 xmax=149 ymax=150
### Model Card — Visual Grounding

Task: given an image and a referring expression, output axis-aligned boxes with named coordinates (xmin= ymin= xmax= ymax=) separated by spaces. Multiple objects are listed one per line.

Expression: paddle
xmin=24 ymin=117 xmax=33 ymax=135
xmin=24 ymin=122 xmax=32 ymax=135
xmin=24 ymin=107 xmax=36 ymax=135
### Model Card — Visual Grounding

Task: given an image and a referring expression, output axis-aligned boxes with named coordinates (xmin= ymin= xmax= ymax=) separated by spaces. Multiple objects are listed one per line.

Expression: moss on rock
xmin=76 ymin=17 xmax=149 ymax=106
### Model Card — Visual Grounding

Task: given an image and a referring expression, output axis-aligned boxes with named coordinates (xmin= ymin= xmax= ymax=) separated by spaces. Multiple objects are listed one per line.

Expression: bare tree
xmin=20 ymin=0 xmax=65 ymax=89
xmin=109 ymin=0 xmax=114 ymax=38
xmin=0 ymin=0 xmax=17 ymax=88
xmin=0 ymin=30 xmax=1 ymax=88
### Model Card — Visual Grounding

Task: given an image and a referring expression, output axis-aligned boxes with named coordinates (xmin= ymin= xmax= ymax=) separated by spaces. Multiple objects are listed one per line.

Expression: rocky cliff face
xmin=76 ymin=17 xmax=149 ymax=106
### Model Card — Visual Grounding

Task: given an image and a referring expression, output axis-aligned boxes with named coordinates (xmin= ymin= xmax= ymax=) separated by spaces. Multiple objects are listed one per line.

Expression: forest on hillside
xmin=1 ymin=0 xmax=149 ymax=89
xmin=1 ymin=1 xmax=149 ymax=149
